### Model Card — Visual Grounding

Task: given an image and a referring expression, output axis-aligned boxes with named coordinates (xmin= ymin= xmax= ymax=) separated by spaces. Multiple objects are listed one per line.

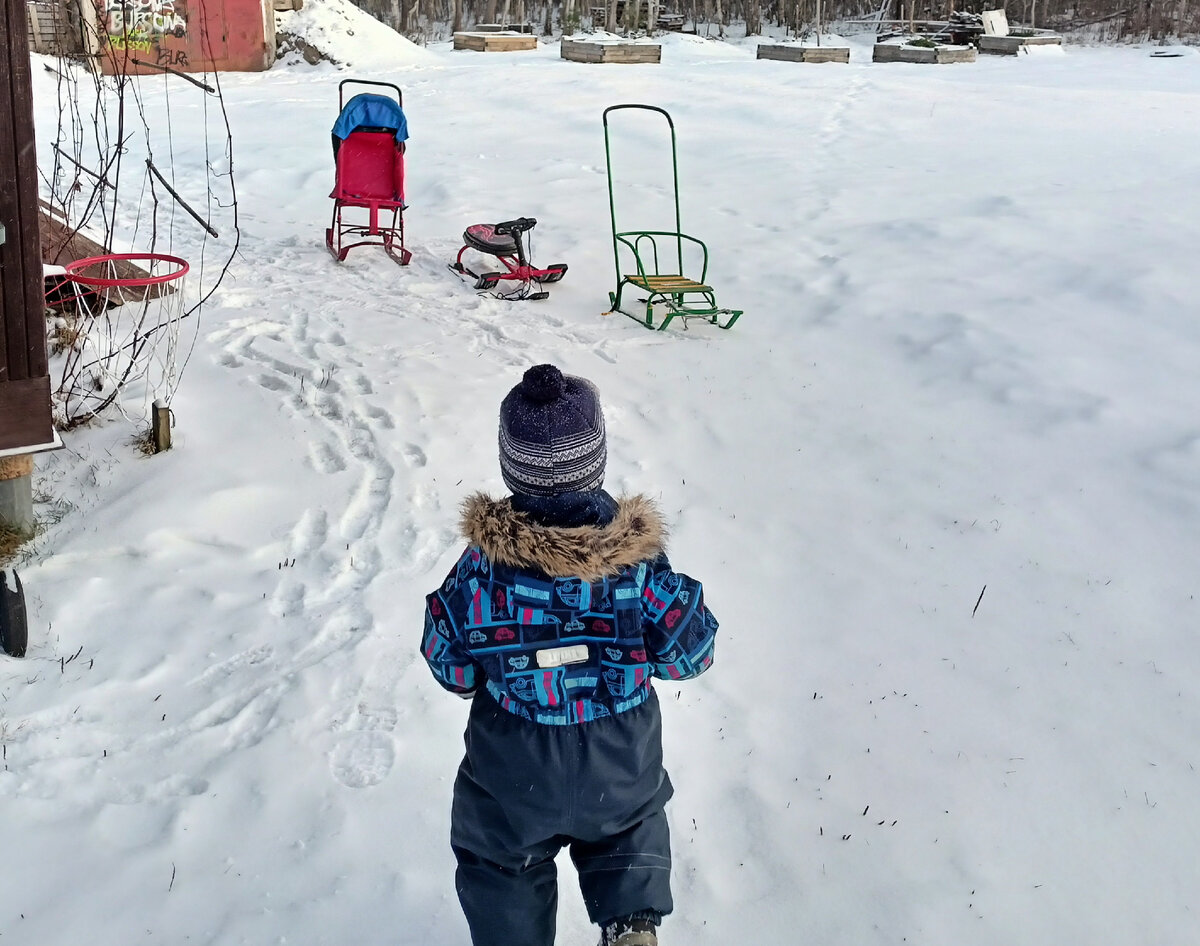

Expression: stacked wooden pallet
xmin=561 ymin=38 xmax=661 ymax=63
xmin=978 ymin=32 xmax=1063 ymax=54
xmin=453 ymin=31 xmax=538 ymax=51
xmin=757 ymin=44 xmax=850 ymax=63
xmin=976 ymin=9 xmax=1063 ymax=55
xmin=873 ymin=42 xmax=977 ymax=63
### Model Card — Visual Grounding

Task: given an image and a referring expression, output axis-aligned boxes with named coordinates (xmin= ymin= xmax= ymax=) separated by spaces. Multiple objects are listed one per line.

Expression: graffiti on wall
xmin=103 ymin=0 xmax=190 ymax=65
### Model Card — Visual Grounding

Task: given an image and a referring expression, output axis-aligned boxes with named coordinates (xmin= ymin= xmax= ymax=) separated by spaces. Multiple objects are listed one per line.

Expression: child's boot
xmin=599 ymin=915 xmax=658 ymax=946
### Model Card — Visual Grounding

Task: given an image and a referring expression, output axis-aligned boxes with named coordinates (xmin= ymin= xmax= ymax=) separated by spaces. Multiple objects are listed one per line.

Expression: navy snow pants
xmin=451 ymin=689 xmax=674 ymax=946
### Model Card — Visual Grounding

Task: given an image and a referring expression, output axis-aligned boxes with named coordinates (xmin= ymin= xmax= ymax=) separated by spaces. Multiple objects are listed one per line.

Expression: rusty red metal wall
xmin=97 ymin=0 xmax=275 ymax=75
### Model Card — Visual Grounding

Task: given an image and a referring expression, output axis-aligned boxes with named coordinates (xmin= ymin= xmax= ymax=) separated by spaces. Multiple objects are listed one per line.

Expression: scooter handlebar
xmin=494 ymin=217 xmax=537 ymax=236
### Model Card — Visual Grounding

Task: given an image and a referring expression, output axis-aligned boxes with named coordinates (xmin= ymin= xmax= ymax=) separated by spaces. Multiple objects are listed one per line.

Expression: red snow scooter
xmin=449 ymin=217 xmax=567 ymax=300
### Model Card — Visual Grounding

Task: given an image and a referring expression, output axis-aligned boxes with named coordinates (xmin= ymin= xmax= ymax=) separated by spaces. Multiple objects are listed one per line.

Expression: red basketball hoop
xmin=63 ymin=253 xmax=190 ymax=289
xmin=51 ymin=251 xmax=194 ymax=427
xmin=59 ymin=252 xmax=190 ymax=311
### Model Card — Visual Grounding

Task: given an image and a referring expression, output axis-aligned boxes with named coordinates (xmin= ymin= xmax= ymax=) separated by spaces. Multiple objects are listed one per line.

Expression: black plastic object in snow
xmin=0 ymin=570 xmax=28 ymax=657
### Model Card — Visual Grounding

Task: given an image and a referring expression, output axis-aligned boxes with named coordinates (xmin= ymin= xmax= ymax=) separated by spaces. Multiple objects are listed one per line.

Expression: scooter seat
xmin=463 ymin=224 xmax=518 ymax=256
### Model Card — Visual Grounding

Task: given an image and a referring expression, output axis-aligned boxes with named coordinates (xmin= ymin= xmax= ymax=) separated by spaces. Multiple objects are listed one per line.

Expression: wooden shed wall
xmin=1 ymin=0 xmax=56 ymax=451
xmin=26 ymin=0 xmax=83 ymax=55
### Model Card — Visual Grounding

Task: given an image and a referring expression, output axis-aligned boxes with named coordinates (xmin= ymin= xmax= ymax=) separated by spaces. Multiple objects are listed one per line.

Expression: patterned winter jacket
xmin=422 ymin=492 xmax=718 ymax=726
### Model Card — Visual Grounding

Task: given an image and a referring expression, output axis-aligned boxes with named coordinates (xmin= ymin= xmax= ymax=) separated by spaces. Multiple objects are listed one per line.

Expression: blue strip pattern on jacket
xmin=422 ymin=548 xmax=717 ymax=725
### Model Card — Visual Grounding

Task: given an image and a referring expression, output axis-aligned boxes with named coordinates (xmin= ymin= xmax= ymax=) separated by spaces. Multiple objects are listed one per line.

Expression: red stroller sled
xmin=449 ymin=217 xmax=567 ymax=301
xmin=326 ymin=79 xmax=411 ymax=266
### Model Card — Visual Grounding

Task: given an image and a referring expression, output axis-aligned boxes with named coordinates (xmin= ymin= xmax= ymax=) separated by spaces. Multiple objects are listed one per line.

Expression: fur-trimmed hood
xmin=460 ymin=492 xmax=666 ymax=581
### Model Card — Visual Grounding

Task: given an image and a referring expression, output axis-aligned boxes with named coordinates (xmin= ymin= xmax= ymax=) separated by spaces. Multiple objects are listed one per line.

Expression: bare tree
xmin=344 ymin=0 xmax=1200 ymax=43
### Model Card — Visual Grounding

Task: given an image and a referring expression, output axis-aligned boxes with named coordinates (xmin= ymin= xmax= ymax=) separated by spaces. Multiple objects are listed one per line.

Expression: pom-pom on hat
xmin=499 ymin=364 xmax=607 ymax=497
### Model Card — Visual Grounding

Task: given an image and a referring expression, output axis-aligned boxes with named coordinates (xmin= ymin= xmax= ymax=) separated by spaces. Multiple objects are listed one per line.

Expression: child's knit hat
xmin=499 ymin=364 xmax=607 ymax=497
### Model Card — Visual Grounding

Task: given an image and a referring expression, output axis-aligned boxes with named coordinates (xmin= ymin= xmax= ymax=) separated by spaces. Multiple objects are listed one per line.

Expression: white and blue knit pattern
xmin=499 ymin=373 xmax=607 ymax=496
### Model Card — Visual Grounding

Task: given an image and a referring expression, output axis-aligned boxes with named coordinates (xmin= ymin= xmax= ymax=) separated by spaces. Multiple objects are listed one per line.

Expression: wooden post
xmin=1 ymin=0 xmax=45 ymax=392
xmin=0 ymin=0 xmax=56 ymax=501
xmin=151 ymin=399 xmax=171 ymax=453
xmin=26 ymin=2 xmax=41 ymax=53
xmin=76 ymin=0 xmax=103 ymax=63
xmin=0 ymin=454 xmax=33 ymax=532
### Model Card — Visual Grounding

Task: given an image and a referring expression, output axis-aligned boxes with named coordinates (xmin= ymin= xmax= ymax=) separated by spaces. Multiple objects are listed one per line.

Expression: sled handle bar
xmin=495 ymin=217 xmax=537 ymax=236
xmin=602 ymin=103 xmax=675 ymax=131
xmin=338 ymin=79 xmax=403 ymax=110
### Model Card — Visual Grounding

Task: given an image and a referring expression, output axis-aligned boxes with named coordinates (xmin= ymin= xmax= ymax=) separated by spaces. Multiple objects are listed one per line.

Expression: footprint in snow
xmin=256 ymin=373 xmax=290 ymax=393
xmin=308 ymin=441 xmax=347 ymax=474
xmin=402 ymin=444 xmax=427 ymax=468
xmin=330 ymin=704 xmax=399 ymax=789
xmin=365 ymin=405 xmax=395 ymax=429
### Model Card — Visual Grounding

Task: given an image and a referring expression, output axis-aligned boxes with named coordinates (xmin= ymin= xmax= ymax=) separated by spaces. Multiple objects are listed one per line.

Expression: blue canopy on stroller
xmin=332 ymin=93 xmax=409 ymax=143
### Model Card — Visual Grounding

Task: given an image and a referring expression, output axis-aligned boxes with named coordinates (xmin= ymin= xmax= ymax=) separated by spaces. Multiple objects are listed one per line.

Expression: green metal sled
xmin=603 ymin=104 xmax=742 ymax=331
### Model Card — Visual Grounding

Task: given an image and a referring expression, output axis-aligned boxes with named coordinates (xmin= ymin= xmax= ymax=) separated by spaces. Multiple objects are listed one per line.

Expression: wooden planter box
xmin=757 ymin=44 xmax=849 ymax=63
xmin=561 ymin=38 xmax=661 ymax=63
xmin=453 ymin=31 xmax=538 ymax=52
xmin=873 ymin=43 xmax=977 ymax=63
xmin=978 ymin=33 xmax=1063 ymax=55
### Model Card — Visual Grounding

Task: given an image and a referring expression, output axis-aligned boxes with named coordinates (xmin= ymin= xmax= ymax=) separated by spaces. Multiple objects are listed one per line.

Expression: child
xmin=422 ymin=364 xmax=719 ymax=946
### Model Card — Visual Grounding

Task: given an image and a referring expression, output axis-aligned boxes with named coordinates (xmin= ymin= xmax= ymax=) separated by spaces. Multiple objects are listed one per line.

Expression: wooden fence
xmin=25 ymin=0 xmax=82 ymax=55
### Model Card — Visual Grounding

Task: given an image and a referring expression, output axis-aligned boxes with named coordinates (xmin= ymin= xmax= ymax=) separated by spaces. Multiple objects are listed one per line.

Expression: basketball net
xmin=49 ymin=253 xmax=191 ymax=429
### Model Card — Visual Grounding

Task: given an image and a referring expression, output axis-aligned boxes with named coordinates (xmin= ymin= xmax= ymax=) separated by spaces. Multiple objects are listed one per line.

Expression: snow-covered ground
xmin=6 ymin=7 xmax=1200 ymax=945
